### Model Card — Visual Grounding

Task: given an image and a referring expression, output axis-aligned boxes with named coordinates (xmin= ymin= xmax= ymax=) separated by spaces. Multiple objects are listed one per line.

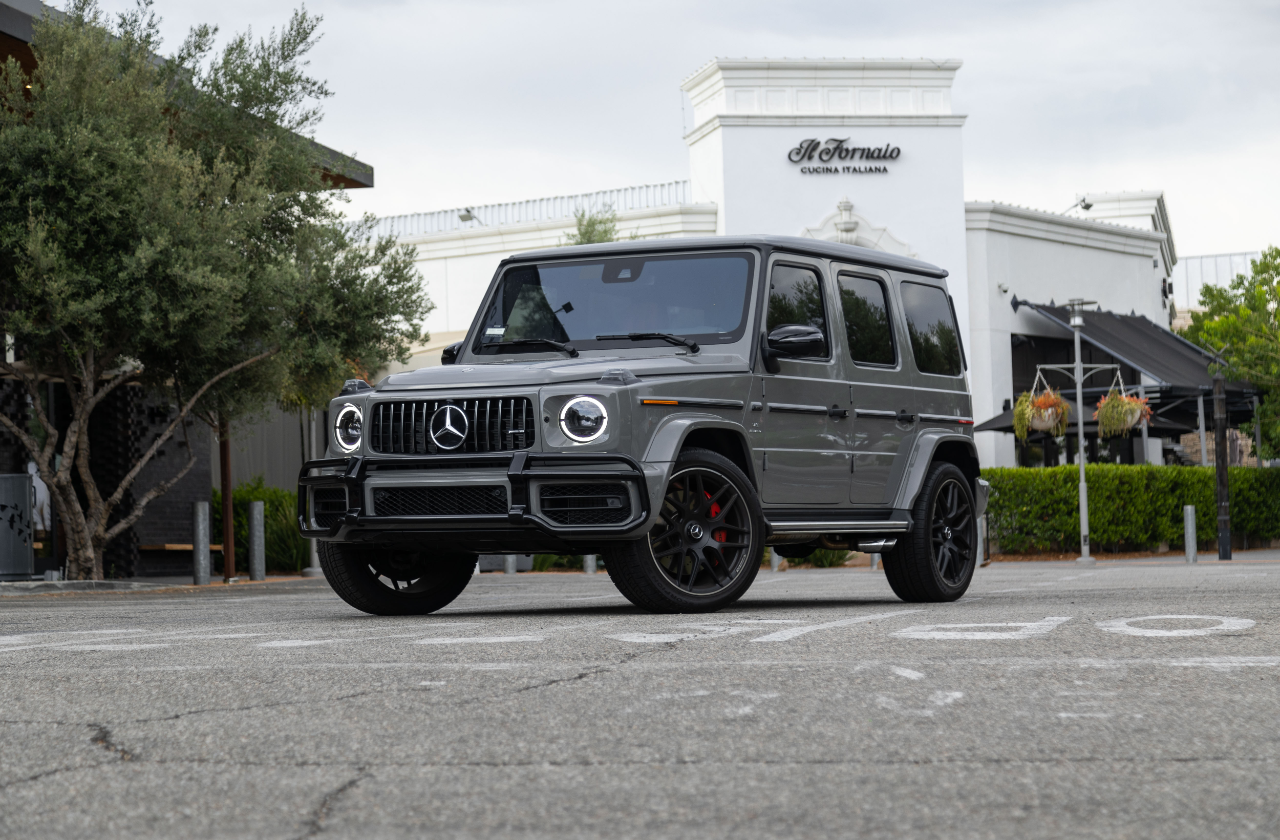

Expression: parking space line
xmin=751 ymin=610 xmax=922 ymax=643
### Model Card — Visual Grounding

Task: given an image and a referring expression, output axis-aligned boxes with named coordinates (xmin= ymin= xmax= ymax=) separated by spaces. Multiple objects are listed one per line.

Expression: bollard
xmin=193 ymin=501 xmax=210 ymax=585
xmin=248 ymin=501 xmax=265 ymax=581
xmin=504 ymin=554 xmax=518 ymax=575
xmin=769 ymin=547 xmax=780 ymax=572
xmin=1184 ymin=505 xmax=1197 ymax=564
xmin=583 ymin=554 xmax=597 ymax=574
xmin=870 ymin=553 xmax=882 ymax=571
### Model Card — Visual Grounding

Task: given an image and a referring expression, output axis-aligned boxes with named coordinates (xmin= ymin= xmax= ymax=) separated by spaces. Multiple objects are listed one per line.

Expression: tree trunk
xmin=219 ymin=415 xmax=235 ymax=581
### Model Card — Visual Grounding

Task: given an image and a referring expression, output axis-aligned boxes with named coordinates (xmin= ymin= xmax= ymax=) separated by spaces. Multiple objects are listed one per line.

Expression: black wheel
xmin=605 ymin=447 xmax=764 ymax=613
xmin=883 ymin=462 xmax=976 ymax=603
xmin=319 ymin=542 xmax=476 ymax=616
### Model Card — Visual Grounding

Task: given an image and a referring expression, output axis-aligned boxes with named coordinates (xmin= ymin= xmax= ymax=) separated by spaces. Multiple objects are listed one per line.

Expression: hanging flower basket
xmin=1013 ymin=388 xmax=1070 ymax=440
xmin=1094 ymin=389 xmax=1152 ymax=438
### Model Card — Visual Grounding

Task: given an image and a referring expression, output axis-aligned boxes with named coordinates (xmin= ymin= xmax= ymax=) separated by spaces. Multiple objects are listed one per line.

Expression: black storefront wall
xmin=0 ymin=380 xmax=211 ymax=578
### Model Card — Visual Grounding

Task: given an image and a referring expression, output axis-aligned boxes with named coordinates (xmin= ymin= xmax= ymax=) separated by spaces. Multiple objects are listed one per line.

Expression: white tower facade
xmin=681 ymin=59 xmax=971 ymax=350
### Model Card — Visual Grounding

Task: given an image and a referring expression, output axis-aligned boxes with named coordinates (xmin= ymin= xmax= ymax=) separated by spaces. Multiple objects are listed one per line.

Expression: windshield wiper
xmin=595 ymin=333 xmax=700 ymax=354
xmin=486 ymin=339 xmax=579 ymax=357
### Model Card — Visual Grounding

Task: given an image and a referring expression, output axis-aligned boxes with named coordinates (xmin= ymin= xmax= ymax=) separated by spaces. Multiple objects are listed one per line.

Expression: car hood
xmin=377 ymin=353 xmax=750 ymax=391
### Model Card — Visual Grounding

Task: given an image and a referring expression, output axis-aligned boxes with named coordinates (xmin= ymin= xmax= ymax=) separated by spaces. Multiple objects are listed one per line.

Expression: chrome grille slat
xmin=368 ymin=397 xmax=537 ymax=455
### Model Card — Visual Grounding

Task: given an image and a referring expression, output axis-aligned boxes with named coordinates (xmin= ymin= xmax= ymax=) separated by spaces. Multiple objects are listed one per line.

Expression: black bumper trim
xmin=298 ymin=452 xmax=650 ymax=540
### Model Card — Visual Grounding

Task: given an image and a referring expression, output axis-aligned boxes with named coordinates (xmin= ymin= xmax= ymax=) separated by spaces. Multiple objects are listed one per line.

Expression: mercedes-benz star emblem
xmin=429 ymin=404 xmax=469 ymax=450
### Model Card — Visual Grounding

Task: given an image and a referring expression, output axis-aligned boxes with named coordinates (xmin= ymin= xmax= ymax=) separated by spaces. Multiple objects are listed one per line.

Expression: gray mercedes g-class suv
xmin=299 ymin=235 xmax=987 ymax=615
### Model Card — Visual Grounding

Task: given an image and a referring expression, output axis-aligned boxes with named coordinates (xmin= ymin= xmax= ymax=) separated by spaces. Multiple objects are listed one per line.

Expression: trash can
xmin=0 ymin=473 xmax=35 ymax=580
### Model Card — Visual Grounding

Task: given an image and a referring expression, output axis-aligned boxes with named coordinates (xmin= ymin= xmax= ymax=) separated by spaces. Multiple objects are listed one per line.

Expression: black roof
xmin=511 ymin=235 xmax=949 ymax=280
xmin=1027 ymin=304 xmax=1247 ymax=393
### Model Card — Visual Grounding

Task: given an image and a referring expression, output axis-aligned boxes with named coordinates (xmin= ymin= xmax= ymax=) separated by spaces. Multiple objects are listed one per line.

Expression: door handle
xmin=896 ymin=410 xmax=916 ymax=423
xmin=828 ymin=406 xmax=849 ymax=419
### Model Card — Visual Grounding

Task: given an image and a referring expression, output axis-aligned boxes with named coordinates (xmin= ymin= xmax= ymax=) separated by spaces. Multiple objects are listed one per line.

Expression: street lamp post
xmin=1068 ymin=300 xmax=1095 ymax=565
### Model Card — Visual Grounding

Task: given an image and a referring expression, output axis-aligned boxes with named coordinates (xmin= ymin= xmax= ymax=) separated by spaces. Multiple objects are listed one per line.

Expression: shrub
xmin=211 ymin=477 xmax=310 ymax=574
xmin=982 ymin=465 xmax=1280 ymax=553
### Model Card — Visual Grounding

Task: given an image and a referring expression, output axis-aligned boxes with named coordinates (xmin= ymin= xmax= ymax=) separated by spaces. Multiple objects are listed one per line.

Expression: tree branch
xmin=103 ymin=348 xmax=277 ymax=513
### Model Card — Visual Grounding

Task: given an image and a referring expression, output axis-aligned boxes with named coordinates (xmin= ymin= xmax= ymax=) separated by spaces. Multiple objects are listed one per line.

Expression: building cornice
xmin=684 ymin=113 xmax=967 ymax=144
xmin=681 ymin=58 xmax=964 ymax=90
xmin=966 ymin=202 xmax=1166 ymax=257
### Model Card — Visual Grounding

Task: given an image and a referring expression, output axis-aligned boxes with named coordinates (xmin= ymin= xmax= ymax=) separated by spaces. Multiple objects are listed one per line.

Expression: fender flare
xmin=892 ymin=431 xmax=984 ymax=514
xmin=643 ymin=414 xmax=755 ymax=481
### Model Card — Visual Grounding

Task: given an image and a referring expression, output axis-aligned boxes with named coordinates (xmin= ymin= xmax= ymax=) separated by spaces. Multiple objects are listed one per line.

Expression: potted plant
xmin=1013 ymin=388 xmax=1070 ymax=440
xmin=1094 ymin=389 xmax=1152 ymax=438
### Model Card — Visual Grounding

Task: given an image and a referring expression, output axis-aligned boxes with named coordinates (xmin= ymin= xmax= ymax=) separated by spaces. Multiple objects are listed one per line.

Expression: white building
xmin=375 ymin=57 xmax=1205 ymax=471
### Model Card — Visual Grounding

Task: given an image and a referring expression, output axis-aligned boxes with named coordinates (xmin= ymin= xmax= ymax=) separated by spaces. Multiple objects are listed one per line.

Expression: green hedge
xmin=982 ymin=465 xmax=1280 ymax=553
xmin=211 ymin=477 xmax=310 ymax=574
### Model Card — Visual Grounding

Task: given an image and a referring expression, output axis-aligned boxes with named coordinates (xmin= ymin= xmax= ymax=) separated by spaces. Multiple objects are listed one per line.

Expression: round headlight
xmin=334 ymin=403 xmax=363 ymax=453
xmin=559 ymin=396 xmax=608 ymax=443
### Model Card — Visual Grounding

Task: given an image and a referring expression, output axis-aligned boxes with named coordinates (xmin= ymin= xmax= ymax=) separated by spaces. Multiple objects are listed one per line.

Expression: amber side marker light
xmin=641 ymin=400 xmax=680 ymax=405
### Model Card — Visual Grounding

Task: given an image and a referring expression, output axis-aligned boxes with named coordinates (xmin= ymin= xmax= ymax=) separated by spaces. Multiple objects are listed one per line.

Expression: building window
xmin=838 ymin=274 xmax=895 ymax=366
xmin=900 ymin=281 xmax=962 ymax=376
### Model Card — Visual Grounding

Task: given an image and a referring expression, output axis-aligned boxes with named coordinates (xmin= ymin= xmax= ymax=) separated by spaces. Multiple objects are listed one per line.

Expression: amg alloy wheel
xmin=883 ymin=461 xmax=977 ymax=603
xmin=605 ymin=448 xmax=763 ymax=613
xmin=320 ymin=542 xmax=475 ymax=616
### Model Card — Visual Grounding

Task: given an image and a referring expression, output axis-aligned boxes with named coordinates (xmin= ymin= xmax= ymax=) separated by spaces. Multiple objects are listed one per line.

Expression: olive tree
xmin=0 ymin=1 xmax=429 ymax=579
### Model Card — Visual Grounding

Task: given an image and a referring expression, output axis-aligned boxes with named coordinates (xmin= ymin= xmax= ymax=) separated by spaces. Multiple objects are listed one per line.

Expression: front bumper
xmin=297 ymin=451 xmax=652 ymax=544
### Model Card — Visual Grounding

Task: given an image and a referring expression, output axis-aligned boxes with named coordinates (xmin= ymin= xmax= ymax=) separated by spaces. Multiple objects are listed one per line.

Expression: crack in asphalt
xmin=514 ymin=648 xmax=669 ymax=693
xmin=89 ymin=724 xmax=135 ymax=761
xmin=293 ymin=766 xmax=369 ymax=839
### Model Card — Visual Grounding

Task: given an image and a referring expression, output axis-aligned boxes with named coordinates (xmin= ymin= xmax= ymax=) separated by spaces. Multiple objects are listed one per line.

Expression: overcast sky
xmin=99 ymin=0 xmax=1280 ymax=255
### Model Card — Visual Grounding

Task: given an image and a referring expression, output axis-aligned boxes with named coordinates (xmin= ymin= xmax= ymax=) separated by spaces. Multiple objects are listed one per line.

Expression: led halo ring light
xmin=333 ymin=403 xmax=364 ymax=453
xmin=558 ymin=396 xmax=609 ymax=443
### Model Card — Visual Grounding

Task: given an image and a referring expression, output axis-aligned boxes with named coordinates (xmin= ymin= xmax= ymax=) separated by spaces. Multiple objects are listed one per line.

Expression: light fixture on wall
xmin=458 ymin=208 xmax=485 ymax=225
xmin=1061 ymin=196 xmax=1094 ymax=214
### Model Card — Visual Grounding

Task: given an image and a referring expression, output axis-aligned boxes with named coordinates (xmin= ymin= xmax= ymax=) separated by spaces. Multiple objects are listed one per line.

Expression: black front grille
xmin=539 ymin=483 xmax=632 ymax=525
xmin=312 ymin=487 xmax=347 ymax=527
xmin=369 ymin=398 xmax=536 ymax=454
xmin=372 ymin=486 xmax=508 ymax=517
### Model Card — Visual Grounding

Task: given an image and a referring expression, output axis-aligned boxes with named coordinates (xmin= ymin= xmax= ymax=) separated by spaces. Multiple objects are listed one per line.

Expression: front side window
xmin=900 ymin=281 xmax=963 ymax=376
xmin=475 ymin=253 xmax=755 ymax=355
xmin=766 ymin=264 xmax=828 ymax=356
xmin=838 ymin=274 xmax=895 ymax=366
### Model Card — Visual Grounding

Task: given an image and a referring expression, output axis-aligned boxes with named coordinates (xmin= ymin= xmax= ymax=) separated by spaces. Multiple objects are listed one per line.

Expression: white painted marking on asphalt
xmin=751 ymin=610 xmax=923 ymax=643
xmin=1097 ymin=615 xmax=1254 ymax=637
xmin=875 ymin=691 xmax=963 ymax=716
xmin=419 ymin=681 xmax=447 ymax=686
xmin=608 ymin=624 xmax=757 ymax=644
xmin=188 ymin=633 xmax=266 ymax=639
xmin=893 ymin=617 xmax=1072 ymax=641
xmin=60 ymin=644 xmax=171 ymax=651
xmin=0 ymin=629 xmax=145 ymax=644
xmin=730 ymin=690 xmax=780 ymax=700
xmin=892 ymin=667 xmax=925 ymax=680
xmin=561 ymin=594 xmax=627 ymax=601
xmin=984 ymin=589 xmax=1029 ymax=594
xmin=258 ymin=639 xmax=344 ymax=648
xmin=731 ymin=619 xmax=805 ymax=624
xmin=1168 ymin=656 xmax=1280 ymax=670
xmin=414 ymin=636 xmax=545 ymax=645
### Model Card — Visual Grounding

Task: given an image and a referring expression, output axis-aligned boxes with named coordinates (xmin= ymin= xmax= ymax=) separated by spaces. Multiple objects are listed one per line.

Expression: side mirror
xmin=767 ymin=324 xmax=826 ymax=359
xmin=440 ymin=341 xmax=462 ymax=366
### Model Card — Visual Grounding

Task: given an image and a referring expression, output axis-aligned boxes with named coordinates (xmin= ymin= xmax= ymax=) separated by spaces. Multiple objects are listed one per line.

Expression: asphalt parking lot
xmin=3 ymin=558 xmax=1279 ymax=839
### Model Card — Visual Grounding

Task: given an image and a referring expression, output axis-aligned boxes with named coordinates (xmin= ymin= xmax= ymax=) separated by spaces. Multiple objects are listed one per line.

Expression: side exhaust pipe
xmin=856 ymin=538 xmax=897 ymax=553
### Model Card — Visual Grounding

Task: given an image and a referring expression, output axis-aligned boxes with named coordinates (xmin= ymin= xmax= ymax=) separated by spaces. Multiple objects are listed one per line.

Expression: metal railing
xmin=372 ymin=180 xmax=692 ymax=239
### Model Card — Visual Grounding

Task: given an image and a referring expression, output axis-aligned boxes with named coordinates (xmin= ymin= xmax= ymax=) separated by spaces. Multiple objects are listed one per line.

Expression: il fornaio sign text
xmin=788 ymin=138 xmax=900 ymax=174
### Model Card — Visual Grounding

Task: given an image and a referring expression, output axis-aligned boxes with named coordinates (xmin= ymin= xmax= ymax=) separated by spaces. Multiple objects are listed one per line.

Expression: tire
xmin=883 ymin=462 xmax=977 ymax=603
xmin=319 ymin=542 xmax=476 ymax=616
xmin=605 ymin=447 xmax=764 ymax=613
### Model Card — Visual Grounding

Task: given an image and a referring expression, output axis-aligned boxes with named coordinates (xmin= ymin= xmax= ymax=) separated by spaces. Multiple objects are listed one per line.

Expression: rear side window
xmin=838 ymin=274 xmax=895 ymax=366
xmin=900 ymin=281 xmax=962 ymax=376
xmin=766 ymin=264 xmax=828 ymax=355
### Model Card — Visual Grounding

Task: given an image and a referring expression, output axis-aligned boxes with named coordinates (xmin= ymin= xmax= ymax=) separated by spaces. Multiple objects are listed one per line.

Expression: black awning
xmin=978 ymin=302 xmax=1259 ymax=433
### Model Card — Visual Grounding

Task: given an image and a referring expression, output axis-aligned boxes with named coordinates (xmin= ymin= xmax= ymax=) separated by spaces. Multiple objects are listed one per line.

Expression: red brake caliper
xmin=705 ymin=491 xmax=728 ymax=544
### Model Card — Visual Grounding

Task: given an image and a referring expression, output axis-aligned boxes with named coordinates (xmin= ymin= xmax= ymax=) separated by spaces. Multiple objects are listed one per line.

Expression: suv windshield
xmin=474 ymin=252 xmax=756 ymax=356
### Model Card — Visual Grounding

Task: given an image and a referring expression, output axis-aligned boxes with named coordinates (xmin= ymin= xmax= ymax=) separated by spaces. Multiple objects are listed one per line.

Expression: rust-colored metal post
xmin=219 ymin=415 xmax=236 ymax=581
